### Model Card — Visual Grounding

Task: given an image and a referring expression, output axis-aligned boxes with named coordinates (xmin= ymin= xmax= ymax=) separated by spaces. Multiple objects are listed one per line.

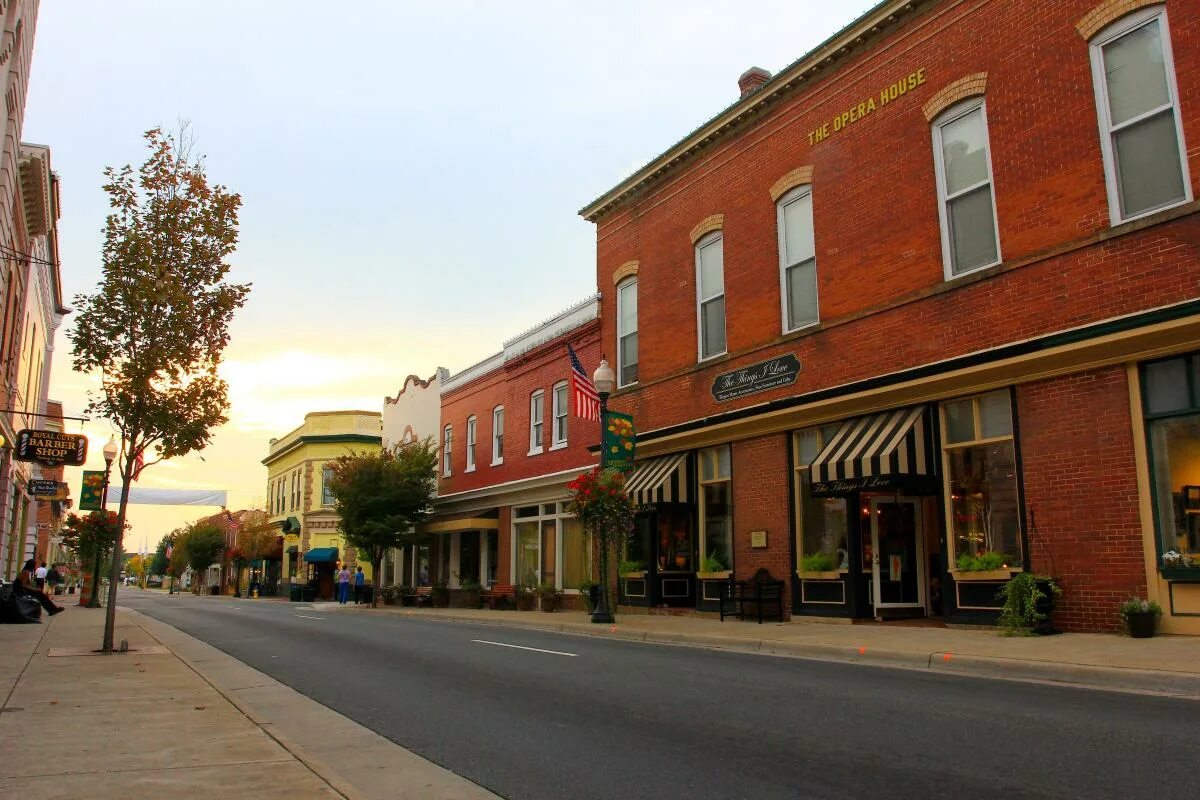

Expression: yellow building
xmin=262 ymin=410 xmax=382 ymax=600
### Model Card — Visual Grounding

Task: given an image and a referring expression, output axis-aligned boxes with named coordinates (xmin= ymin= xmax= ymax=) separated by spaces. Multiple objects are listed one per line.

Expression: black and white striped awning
xmin=624 ymin=453 xmax=692 ymax=506
xmin=809 ymin=406 xmax=933 ymax=496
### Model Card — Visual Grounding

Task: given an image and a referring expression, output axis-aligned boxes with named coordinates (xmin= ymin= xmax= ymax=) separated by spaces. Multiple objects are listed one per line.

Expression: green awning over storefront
xmin=303 ymin=547 xmax=338 ymax=563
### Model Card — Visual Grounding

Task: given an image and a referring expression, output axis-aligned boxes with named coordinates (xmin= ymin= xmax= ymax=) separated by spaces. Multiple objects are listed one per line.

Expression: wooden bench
xmin=407 ymin=586 xmax=432 ymax=607
xmin=719 ymin=568 xmax=785 ymax=623
xmin=481 ymin=583 xmax=515 ymax=610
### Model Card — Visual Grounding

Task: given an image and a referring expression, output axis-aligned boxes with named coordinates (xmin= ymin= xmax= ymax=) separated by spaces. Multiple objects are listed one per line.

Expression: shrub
xmin=800 ymin=552 xmax=838 ymax=572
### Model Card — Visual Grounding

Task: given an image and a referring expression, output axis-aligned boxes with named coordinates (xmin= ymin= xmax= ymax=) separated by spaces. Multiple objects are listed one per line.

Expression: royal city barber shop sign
xmin=14 ymin=429 xmax=89 ymax=467
xmin=711 ymin=354 xmax=802 ymax=402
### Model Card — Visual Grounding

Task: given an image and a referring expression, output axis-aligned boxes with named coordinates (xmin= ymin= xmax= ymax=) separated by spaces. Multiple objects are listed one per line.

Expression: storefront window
xmin=793 ymin=426 xmax=848 ymax=572
xmin=941 ymin=391 xmax=1021 ymax=567
xmin=515 ymin=520 xmax=540 ymax=587
xmin=417 ymin=544 xmax=431 ymax=586
xmin=1143 ymin=354 xmax=1200 ymax=564
xmin=698 ymin=445 xmax=732 ymax=570
xmin=561 ymin=517 xmax=593 ymax=589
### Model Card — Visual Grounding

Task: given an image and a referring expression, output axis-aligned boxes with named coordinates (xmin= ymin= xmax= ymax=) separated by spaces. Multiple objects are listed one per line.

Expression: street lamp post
xmin=87 ymin=438 xmax=118 ymax=609
xmin=591 ymin=358 xmax=616 ymax=625
xmin=101 ymin=438 xmax=123 ymax=652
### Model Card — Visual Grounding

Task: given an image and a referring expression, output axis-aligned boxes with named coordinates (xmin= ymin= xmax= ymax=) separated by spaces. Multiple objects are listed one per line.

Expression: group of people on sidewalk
xmin=336 ymin=565 xmax=368 ymax=605
xmin=9 ymin=558 xmax=65 ymax=617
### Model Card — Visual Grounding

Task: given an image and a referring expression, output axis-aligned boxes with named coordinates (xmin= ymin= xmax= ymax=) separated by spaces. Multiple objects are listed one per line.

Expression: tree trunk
xmin=372 ymin=551 xmax=382 ymax=608
xmin=102 ymin=444 xmax=137 ymax=653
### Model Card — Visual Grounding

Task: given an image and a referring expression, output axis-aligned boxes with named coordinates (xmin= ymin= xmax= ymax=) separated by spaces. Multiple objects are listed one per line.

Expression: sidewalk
xmin=0 ymin=605 xmax=498 ymax=800
xmin=335 ymin=603 xmax=1200 ymax=698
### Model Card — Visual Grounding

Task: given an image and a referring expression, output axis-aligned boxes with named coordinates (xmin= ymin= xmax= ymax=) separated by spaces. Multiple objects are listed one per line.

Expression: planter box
xmin=952 ymin=569 xmax=1017 ymax=582
xmin=1160 ymin=567 xmax=1200 ymax=581
xmin=797 ymin=570 xmax=845 ymax=580
xmin=620 ymin=571 xmax=646 ymax=579
xmin=697 ymin=571 xmax=731 ymax=580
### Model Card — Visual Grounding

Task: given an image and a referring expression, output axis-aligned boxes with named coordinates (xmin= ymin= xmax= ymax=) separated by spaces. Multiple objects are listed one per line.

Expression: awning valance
xmin=624 ymin=453 xmax=692 ymax=506
xmin=281 ymin=516 xmax=302 ymax=533
xmin=303 ymin=547 xmax=338 ymax=563
xmin=421 ymin=517 xmax=500 ymax=534
xmin=809 ymin=406 xmax=933 ymax=497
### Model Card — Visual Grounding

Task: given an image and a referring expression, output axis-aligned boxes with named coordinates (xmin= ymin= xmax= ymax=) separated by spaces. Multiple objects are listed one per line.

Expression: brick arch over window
xmin=612 ymin=260 xmax=639 ymax=285
xmin=922 ymin=73 xmax=989 ymax=122
xmin=1077 ymin=0 xmax=1161 ymax=39
xmin=689 ymin=214 xmax=724 ymax=244
xmin=769 ymin=166 xmax=814 ymax=202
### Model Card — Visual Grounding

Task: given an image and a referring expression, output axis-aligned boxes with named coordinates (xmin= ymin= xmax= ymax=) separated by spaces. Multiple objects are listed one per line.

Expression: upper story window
xmin=617 ymin=279 xmax=638 ymax=386
xmin=291 ymin=471 xmax=300 ymax=510
xmin=777 ymin=186 xmax=819 ymax=332
xmin=529 ymin=390 xmax=544 ymax=455
xmin=695 ymin=232 xmax=726 ymax=360
xmin=1089 ymin=6 xmax=1190 ymax=224
xmin=442 ymin=424 xmax=453 ymax=477
xmin=492 ymin=406 xmax=504 ymax=465
xmin=322 ymin=466 xmax=335 ymax=506
xmin=552 ymin=381 xmax=568 ymax=448
xmin=466 ymin=415 xmax=477 ymax=472
xmin=932 ymin=98 xmax=1001 ymax=277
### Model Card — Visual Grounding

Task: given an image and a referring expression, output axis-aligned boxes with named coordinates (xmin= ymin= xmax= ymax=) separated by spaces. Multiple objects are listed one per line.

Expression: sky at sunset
xmin=21 ymin=1 xmax=869 ymax=552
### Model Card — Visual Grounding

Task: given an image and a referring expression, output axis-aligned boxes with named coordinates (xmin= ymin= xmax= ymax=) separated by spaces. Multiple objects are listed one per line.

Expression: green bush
xmin=997 ymin=573 xmax=1060 ymax=634
xmin=800 ymin=552 xmax=838 ymax=572
xmin=700 ymin=551 xmax=727 ymax=573
xmin=956 ymin=551 xmax=1012 ymax=572
xmin=618 ymin=560 xmax=646 ymax=575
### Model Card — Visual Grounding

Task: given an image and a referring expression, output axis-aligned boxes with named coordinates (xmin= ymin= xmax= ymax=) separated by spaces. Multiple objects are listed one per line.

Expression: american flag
xmin=567 ymin=343 xmax=600 ymax=422
xmin=132 ymin=446 xmax=145 ymax=482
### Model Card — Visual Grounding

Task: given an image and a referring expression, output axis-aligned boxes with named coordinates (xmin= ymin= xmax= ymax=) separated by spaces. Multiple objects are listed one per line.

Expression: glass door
xmin=870 ymin=497 xmax=925 ymax=611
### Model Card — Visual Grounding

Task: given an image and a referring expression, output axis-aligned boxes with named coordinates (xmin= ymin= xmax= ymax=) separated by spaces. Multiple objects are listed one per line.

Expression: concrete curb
xmin=360 ymin=607 xmax=1200 ymax=698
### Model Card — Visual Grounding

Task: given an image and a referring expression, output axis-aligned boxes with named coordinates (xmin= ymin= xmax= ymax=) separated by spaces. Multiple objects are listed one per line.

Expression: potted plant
xmin=798 ymin=551 xmax=842 ymax=579
xmin=697 ymin=551 xmax=731 ymax=579
xmin=398 ymin=584 xmax=416 ymax=606
xmin=514 ymin=584 xmax=536 ymax=611
xmin=537 ymin=582 xmax=562 ymax=612
xmin=575 ymin=578 xmax=599 ymax=612
xmin=1120 ymin=597 xmax=1162 ymax=638
xmin=431 ymin=579 xmax=450 ymax=608
xmin=618 ymin=559 xmax=646 ymax=578
xmin=379 ymin=584 xmax=398 ymax=606
xmin=996 ymin=572 xmax=1061 ymax=635
xmin=457 ymin=578 xmax=482 ymax=609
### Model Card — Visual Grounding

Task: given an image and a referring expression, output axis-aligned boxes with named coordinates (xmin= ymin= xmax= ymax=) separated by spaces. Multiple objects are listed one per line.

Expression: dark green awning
xmin=281 ymin=516 xmax=302 ymax=533
xmin=303 ymin=547 xmax=338 ymax=563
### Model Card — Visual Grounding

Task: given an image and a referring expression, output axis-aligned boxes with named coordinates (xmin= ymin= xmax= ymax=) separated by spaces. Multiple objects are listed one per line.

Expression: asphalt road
xmin=123 ymin=592 xmax=1199 ymax=800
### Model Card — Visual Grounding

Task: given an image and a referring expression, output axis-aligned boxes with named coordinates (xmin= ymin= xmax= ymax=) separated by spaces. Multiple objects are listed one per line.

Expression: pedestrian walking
xmin=337 ymin=565 xmax=351 ymax=604
xmin=34 ymin=562 xmax=47 ymax=590
xmin=353 ymin=566 xmax=365 ymax=604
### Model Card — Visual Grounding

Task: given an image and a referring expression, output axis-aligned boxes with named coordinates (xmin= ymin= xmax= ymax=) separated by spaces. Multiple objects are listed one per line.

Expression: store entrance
xmin=866 ymin=496 xmax=926 ymax=618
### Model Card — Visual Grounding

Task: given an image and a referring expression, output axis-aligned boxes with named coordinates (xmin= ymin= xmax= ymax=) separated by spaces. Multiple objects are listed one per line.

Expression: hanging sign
xmin=711 ymin=354 xmax=801 ymax=402
xmin=14 ymin=429 xmax=88 ymax=467
xmin=79 ymin=470 xmax=107 ymax=511
xmin=28 ymin=479 xmax=67 ymax=499
xmin=602 ymin=411 xmax=636 ymax=473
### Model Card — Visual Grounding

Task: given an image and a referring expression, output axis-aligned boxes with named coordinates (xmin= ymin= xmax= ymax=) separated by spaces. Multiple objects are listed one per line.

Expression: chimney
xmin=738 ymin=66 xmax=771 ymax=98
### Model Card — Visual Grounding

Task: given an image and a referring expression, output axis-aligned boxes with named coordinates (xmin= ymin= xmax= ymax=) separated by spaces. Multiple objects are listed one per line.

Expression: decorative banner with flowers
xmin=603 ymin=411 xmax=636 ymax=473
xmin=79 ymin=470 xmax=107 ymax=511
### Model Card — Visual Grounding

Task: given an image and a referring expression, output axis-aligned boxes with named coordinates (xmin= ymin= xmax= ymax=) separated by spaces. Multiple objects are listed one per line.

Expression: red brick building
xmin=580 ymin=0 xmax=1200 ymax=632
xmin=422 ymin=296 xmax=601 ymax=606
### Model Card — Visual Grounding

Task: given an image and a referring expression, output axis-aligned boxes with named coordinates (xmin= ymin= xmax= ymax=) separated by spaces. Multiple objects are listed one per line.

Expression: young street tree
xmin=327 ymin=439 xmax=439 ymax=607
xmin=61 ymin=511 xmax=122 ymax=607
xmin=68 ymin=127 xmax=249 ymax=651
xmin=184 ymin=523 xmax=225 ymax=592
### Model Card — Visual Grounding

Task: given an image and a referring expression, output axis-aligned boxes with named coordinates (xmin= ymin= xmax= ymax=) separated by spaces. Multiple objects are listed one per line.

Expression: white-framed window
xmin=695 ymin=232 xmax=727 ymax=360
xmin=465 ymin=415 xmax=477 ymax=472
xmin=551 ymin=381 xmax=568 ymax=448
xmin=940 ymin=390 xmax=1022 ymax=570
xmin=1089 ymin=6 xmax=1190 ymax=225
xmin=529 ymin=390 xmax=544 ymax=455
xmin=698 ymin=445 xmax=733 ymax=572
xmin=932 ymin=98 xmax=1001 ymax=278
xmin=291 ymin=471 xmax=299 ymax=510
xmin=492 ymin=406 xmax=504 ymax=465
xmin=442 ymin=424 xmax=453 ymax=477
xmin=322 ymin=466 xmax=335 ymax=506
xmin=777 ymin=185 xmax=819 ymax=333
xmin=617 ymin=278 xmax=638 ymax=386
xmin=511 ymin=501 xmax=593 ymax=591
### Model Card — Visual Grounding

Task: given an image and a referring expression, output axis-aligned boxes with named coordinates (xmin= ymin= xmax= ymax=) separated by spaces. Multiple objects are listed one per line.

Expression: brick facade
xmin=731 ymin=435 xmax=791 ymax=585
xmin=1017 ymin=367 xmax=1146 ymax=632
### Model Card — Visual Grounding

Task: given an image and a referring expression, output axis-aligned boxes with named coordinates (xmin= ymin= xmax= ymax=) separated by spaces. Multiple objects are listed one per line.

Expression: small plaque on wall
xmin=750 ymin=530 xmax=768 ymax=549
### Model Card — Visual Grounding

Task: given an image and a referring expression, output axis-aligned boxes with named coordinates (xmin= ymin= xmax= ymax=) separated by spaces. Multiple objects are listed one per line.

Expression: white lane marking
xmin=471 ymin=639 xmax=577 ymax=657
xmin=295 ymin=614 xmax=325 ymax=620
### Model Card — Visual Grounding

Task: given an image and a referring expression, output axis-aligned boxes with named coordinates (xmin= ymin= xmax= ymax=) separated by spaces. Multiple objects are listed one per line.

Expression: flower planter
xmin=697 ymin=571 xmax=732 ymax=580
xmin=540 ymin=597 xmax=559 ymax=612
xmin=1125 ymin=610 xmax=1158 ymax=638
xmin=431 ymin=591 xmax=450 ymax=608
xmin=620 ymin=571 xmax=646 ymax=579
xmin=952 ymin=569 xmax=1017 ymax=582
xmin=400 ymin=594 xmax=415 ymax=607
xmin=797 ymin=570 xmax=844 ymax=580
xmin=515 ymin=593 xmax=536 ymax=611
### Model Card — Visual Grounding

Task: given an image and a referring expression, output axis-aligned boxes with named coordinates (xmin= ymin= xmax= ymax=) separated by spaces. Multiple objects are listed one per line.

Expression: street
xmin=123 ymin=592 xmax=1199 ymax=800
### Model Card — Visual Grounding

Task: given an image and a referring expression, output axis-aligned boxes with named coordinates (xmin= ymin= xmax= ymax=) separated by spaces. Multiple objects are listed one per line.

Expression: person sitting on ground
xmin=15 ymin=559 xmax=64 ymax=616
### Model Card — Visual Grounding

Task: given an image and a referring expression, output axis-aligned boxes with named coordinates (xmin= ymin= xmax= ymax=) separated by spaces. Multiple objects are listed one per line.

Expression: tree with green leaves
xmin=61 ymin=511 xmax=122 ymax=608
xmin=67 ymin=127 xmax=249 ymax=651
xmin=326 ymin=439 xmax=439 ymax=607
xmin=184 ymin=523 xmax=225 ymax=592
xmin=149 ymin=534 xmax=172 ymax=577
